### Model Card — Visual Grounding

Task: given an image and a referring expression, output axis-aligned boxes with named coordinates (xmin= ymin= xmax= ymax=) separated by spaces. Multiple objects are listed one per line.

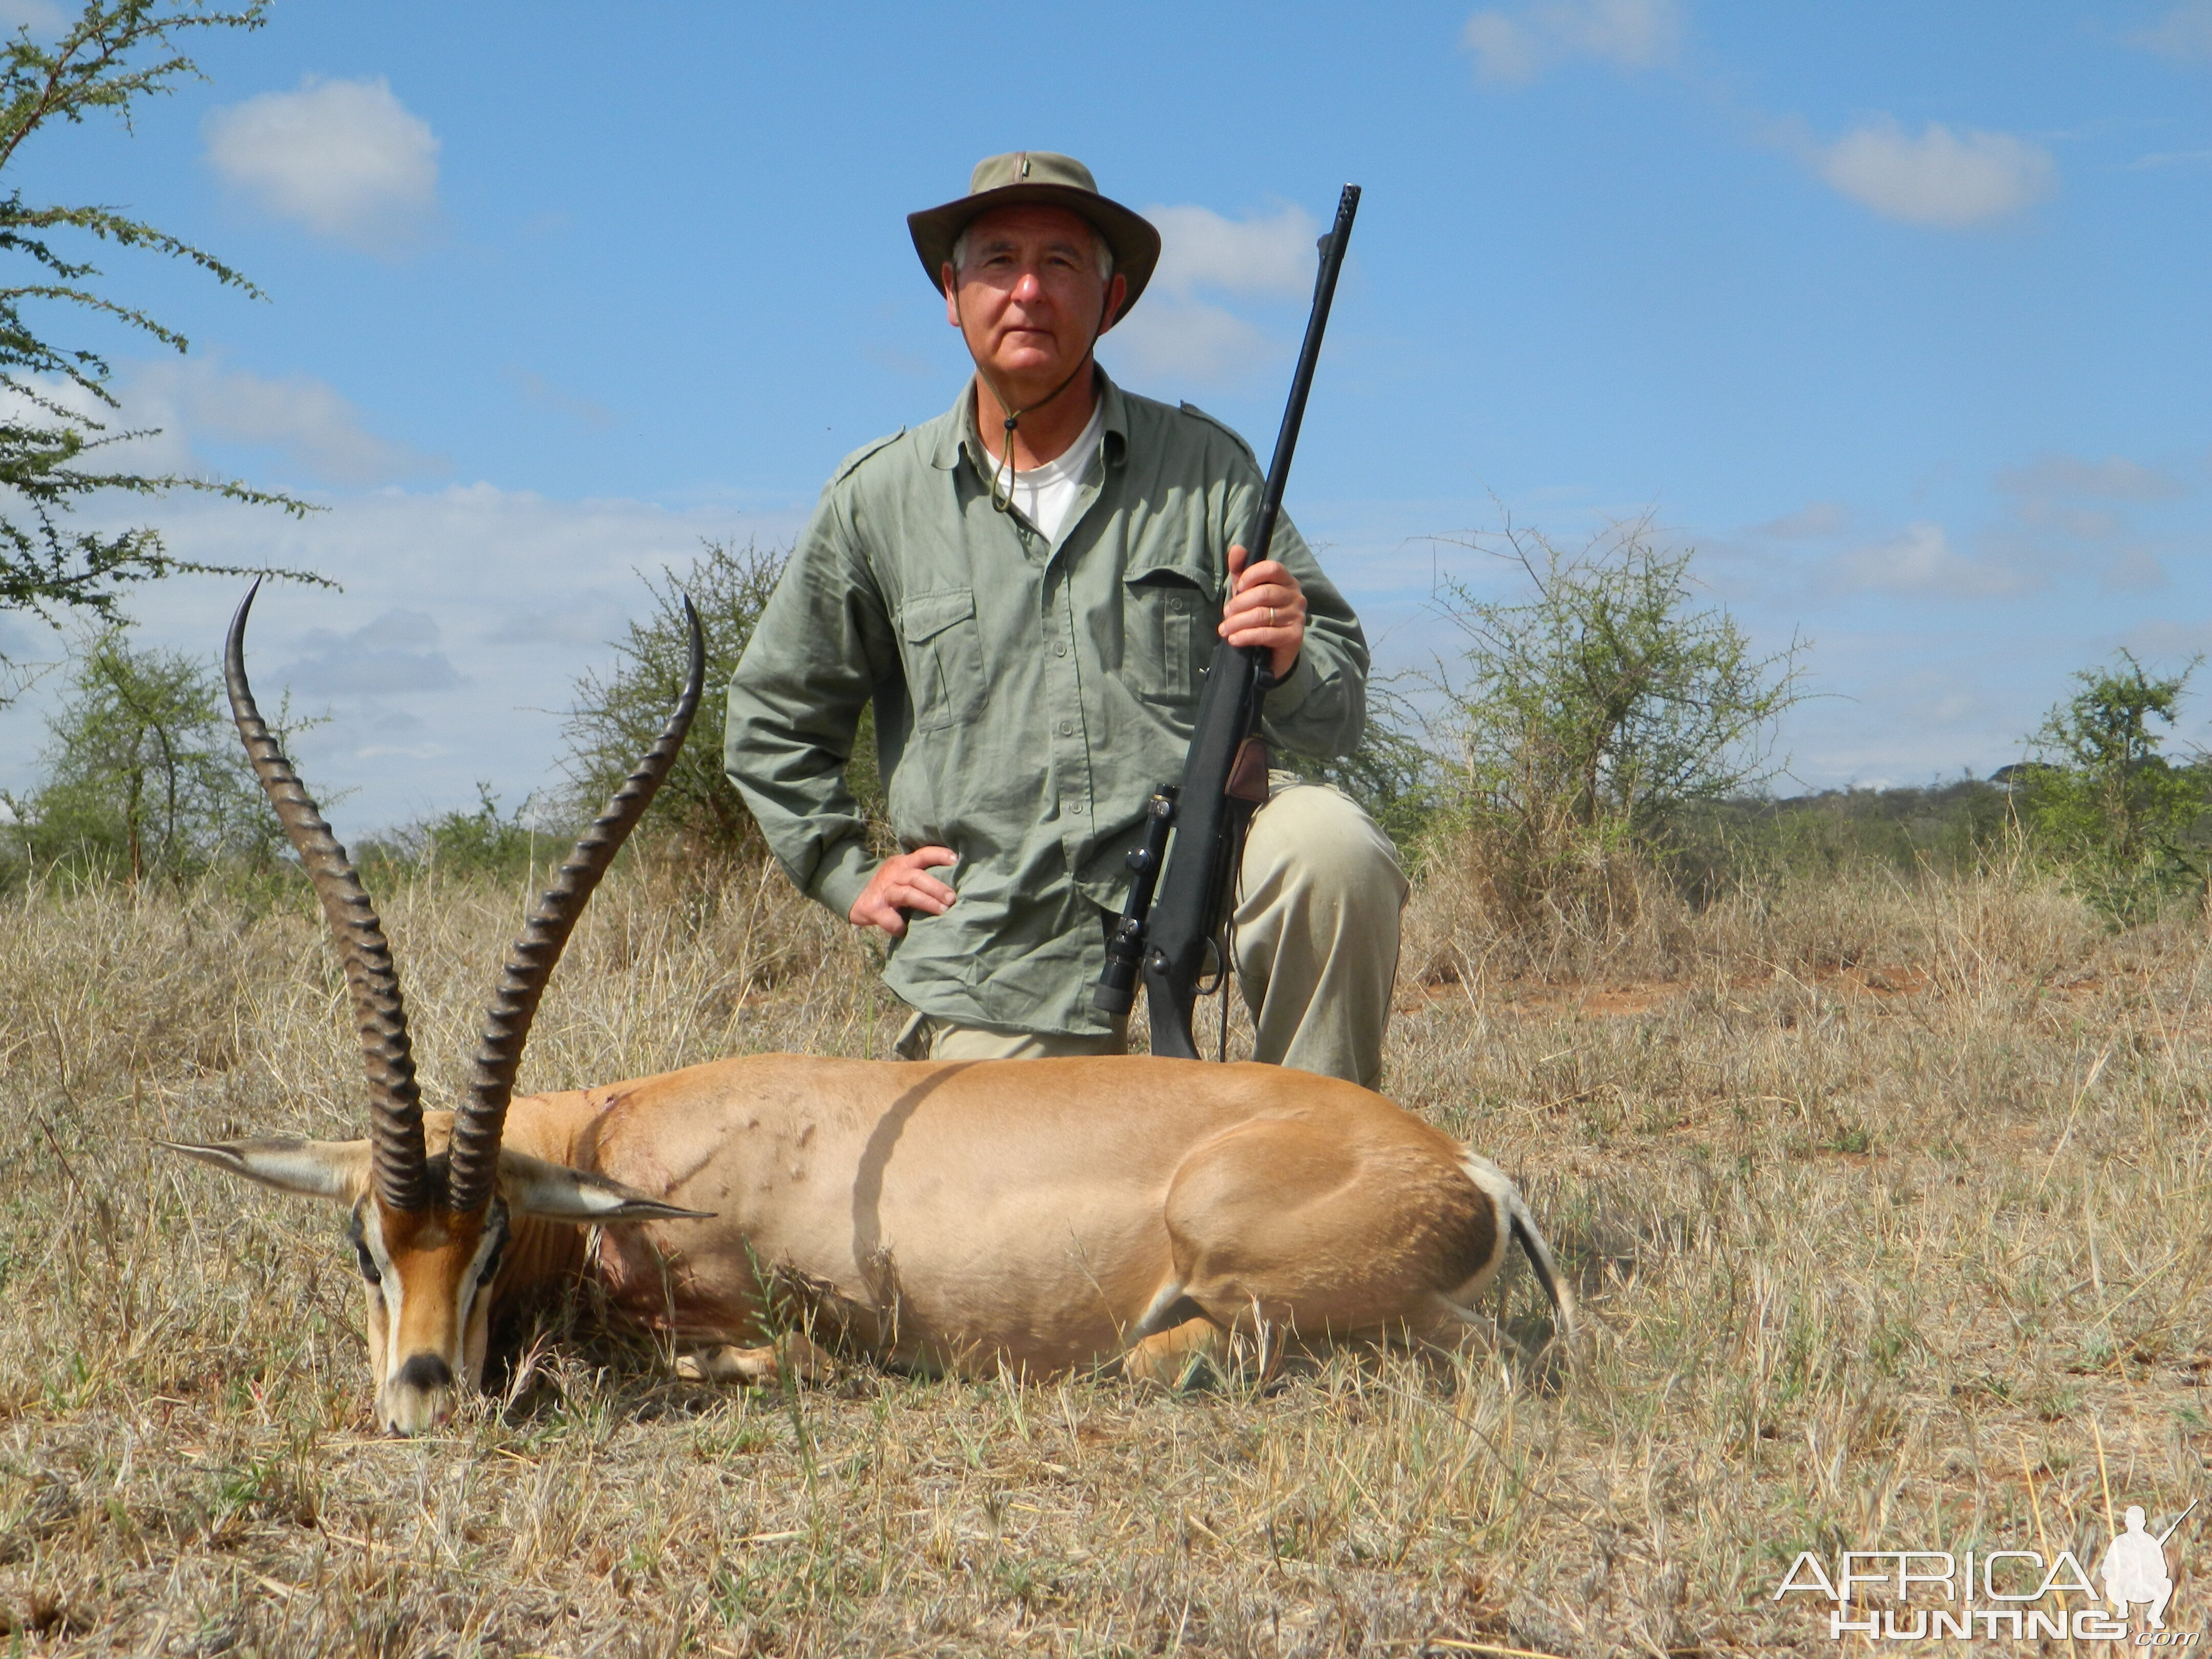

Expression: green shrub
xmin=560 ymin=539 xmax=890 ymax=871
xmin=1423 ymin=521 xmax=1805 ymax=931
xmin=2015 ymin=652 xmax=2210 ymax=922
xmin=362 ymin=784 xmax=551 ymax=883
xmin=1282 ymin=686 xmax=1447 ymax=869
xmin=559 ymin=540 xmax=786 ymax=864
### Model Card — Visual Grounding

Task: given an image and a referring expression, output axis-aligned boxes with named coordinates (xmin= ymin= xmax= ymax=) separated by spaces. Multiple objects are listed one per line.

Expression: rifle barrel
xmin=2157 ymin=1497 xmax=2199 ymax=1546
xmin=1244 ymin=184 xmax=1362 ymax=586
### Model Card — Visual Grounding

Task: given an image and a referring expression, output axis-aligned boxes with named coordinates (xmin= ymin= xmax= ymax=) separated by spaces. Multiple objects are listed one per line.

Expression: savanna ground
xmin=3 ymin=853 xmax=2210 ymax=1655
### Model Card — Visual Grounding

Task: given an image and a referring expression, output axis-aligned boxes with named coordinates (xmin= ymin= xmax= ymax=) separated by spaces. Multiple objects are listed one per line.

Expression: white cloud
xmin=1826 ymin=522 xmax=2039 ymax=599
xmin=0 ymin=358 xmax=440 ymax=488
xmin=282 ymin=609 xmax=461 ymax=695
xmin=2124 ymin=618 xmax=2212 ymax=658
xmin=2128 ymin=148 xmax=2212 ymax=169
xmin=1748 ymin=500 xmax=1851 ymax=540
xmin=2016 ymin=502 xmax=2125 ymax=541
xmin=2101 ymin=549 xmax=2168 ymax=592
xmin=1981 ymin=451 xmax=2187 ymax=595
xmin=130 ymin=357 xmax=441 ymax=485
xmin=203 ymin=76 xmax=440 ymax=254
xmin=1460 ymin=0 xmax=1683 ymax=86
xmin=1101 ymin=300 xmax=1277 ymax=388
xmin=1101 ymin=202 xmax=1321 ymax=388
xmin=505 ymin=368 xmax=615 ymax=432
xmin=1995 ymin=452 xmax=2185 ymax=501
xmin=1147 ymin=203 xmax=1320 ymax=300
xmin=2130 ymin=0 xmax=2212 ymax=61
xmin=1817 ymin=119 xmax=2055 ymax=228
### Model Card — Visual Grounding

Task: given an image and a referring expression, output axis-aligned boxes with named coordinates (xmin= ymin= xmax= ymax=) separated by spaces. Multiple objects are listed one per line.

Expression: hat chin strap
xmin=964 ymin=287 xmax=1113 ymax=516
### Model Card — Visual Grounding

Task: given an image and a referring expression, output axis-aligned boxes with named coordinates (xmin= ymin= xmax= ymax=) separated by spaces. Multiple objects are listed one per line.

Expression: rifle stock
xmin=1094 ymin=183 xmax=1360 ymax=1059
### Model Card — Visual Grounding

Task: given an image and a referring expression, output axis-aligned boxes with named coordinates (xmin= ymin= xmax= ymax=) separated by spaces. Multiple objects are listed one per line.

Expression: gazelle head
xmin=165 ymin=585 xmax=710 ymax=1435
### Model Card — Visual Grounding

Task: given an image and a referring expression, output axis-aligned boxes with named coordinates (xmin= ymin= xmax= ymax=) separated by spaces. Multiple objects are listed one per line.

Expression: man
xmin=2100 ymin=1505 xmax=2174 ymax=1628
xmin=725 ymin=152 xmax=1406 ymax=1086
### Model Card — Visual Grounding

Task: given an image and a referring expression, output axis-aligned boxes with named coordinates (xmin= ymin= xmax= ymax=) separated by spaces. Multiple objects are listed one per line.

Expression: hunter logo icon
xmin=2102 ymin=1500 xmax=2194 ymax=1628
xmin=1772 ymin=1493 xmax=2200 ymax=1641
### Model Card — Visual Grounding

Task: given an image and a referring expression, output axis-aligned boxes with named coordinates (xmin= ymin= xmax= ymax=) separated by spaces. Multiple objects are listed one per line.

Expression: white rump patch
xmin=1451 ymin=1151 xmax=1517 ymax=1300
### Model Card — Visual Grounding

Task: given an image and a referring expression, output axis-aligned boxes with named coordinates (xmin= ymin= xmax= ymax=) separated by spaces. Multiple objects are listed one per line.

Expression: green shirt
xmin=724 ymin=368 xmax=1369 ymax=1035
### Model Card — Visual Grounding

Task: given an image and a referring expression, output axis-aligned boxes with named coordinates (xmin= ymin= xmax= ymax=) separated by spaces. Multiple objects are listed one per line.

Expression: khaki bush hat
xmin=908 ymin=151 xmax=1162 ymax=316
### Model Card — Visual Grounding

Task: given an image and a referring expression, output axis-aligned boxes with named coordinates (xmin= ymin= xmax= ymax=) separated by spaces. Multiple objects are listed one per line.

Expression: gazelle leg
xmin=1121 ymin=1316 xmax=1229 ymax=1387
xmin=676 ymin=1344 xmax=778 ymax=1383
xmin=675 ymin=1330 xmax=835 ymax=1386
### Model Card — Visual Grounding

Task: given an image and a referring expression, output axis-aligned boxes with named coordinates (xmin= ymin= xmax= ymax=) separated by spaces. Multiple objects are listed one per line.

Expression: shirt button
xmin=1058 ymin=719 xmax=1073 ymax=736
xmin=1055 ymin=643 xmax=1068 ymax=657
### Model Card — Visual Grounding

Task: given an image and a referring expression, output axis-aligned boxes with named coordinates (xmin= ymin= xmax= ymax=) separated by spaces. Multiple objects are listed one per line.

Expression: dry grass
xmin=4 ymin=853 xmax=2211 ymax=1654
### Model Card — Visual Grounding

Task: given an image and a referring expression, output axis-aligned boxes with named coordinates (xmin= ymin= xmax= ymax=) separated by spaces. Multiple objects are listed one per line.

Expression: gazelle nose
xmin=380 ymin=1352 xmax=457 ymax=1436
xmin=395 ymin=1353 xmax=454 ymax=1394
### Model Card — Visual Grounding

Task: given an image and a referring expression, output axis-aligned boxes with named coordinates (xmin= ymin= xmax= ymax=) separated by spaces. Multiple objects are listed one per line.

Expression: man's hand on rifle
xmin=1221 ymin=542 xmax=1306 ymax=682
xmin=850 ymin=846 xmax=959 ymax=939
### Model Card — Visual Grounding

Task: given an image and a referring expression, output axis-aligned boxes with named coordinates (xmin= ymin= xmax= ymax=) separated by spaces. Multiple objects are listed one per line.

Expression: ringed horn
xmin=224 ymin=581 xmax=706 ymax=1218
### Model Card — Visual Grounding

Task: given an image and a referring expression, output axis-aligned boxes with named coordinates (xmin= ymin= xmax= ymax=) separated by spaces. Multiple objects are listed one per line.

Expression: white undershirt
xmin=981 ymin=395 xmax=1105 ymax=543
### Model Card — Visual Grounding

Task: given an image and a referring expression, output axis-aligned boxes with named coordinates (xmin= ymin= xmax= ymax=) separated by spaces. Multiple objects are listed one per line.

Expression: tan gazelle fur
xmin=169 ymin=589 xmax=1574 ymax=1436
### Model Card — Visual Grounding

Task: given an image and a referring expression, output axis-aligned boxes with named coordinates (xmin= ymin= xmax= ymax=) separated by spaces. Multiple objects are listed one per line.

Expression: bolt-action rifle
xmin=1093 ymin=183 xmax=1360 ymax=1059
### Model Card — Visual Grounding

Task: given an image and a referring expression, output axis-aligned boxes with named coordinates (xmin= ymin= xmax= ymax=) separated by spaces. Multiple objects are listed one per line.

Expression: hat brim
xmin=908 ymin=183 xmax=1161 ymax=318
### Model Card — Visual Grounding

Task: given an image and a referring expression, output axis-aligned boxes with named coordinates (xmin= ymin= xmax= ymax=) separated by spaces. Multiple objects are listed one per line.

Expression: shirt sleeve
xmin=724 ymin=483 xmax=896 ymax=918
xmin=1243 ymin=505 xmax=1369 ymax=760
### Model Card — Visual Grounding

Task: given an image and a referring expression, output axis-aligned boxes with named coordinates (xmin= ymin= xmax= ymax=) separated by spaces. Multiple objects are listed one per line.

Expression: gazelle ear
xmin=161 ymin=1137 xmax=371 ymax=1203
xmin=497 ymin=1149 xmax=714 ymax=1224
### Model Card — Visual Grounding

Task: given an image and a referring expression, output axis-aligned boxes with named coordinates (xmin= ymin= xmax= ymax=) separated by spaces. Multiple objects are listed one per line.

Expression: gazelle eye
xmin=475 ymin=1206 xmax=509 ymax=1285
xmin=346 ymin=1213 xmax=381 ymax=1285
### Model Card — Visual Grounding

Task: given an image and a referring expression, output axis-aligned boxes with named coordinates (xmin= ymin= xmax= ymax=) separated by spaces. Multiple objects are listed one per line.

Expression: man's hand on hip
xmin=850 ymin=846 xmax=959 ymax=939
xmin=1220 ymin=542 xmax=1305 ymax=682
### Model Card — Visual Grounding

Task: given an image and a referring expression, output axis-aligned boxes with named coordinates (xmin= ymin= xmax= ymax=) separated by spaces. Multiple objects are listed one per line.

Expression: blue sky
xmin=0 ymin=0 xmax=2206 ymax=822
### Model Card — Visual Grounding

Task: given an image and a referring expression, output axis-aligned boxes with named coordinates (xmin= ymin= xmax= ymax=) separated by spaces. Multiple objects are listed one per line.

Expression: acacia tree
xmin=0 ymin=0 xmax=311 ymax=642
xmin=7 ymin=622 xmax=285 ymax=881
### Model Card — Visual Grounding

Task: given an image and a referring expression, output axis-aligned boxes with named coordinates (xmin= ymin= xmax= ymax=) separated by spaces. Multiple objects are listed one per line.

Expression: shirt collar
xmin=927 ymin=364 xmax=1130 ymax=472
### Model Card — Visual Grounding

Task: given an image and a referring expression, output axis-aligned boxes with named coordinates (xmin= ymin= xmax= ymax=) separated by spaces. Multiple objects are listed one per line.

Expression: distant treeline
xmin=1670 ymin=778 xmax=2019 ymax=892
xmin=5 ymin=533 xmax=2206 ymax=934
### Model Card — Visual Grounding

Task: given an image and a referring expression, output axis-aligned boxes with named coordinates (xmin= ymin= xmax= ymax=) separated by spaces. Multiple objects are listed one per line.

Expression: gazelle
xmin=168 ymin=588 xmax=1574 ymax=1436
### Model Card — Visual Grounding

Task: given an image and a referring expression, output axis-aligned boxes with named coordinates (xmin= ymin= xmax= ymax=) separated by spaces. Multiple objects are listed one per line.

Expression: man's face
xmin=943 ymin=204 xmax=1126 ymax=391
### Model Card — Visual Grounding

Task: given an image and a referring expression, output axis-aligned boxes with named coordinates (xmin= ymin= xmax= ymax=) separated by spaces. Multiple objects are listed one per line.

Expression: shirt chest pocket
xmin=1122 ymin=565 xmax=1214 ymax=706
xmin=899 ymin=588 xmax=988 ymax=732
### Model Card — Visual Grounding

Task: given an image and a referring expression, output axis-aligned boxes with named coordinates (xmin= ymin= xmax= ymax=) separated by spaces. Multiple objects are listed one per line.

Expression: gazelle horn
xmin=444 ymin=598 xmax=705 ymax=1218
xmin=226 ymin=583 xmax=432 ymax=1214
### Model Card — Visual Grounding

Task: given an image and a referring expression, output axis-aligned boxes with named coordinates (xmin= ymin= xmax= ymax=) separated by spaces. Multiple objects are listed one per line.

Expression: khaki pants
xmin=895 ymin=776 xmax=1408 ymax=1088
